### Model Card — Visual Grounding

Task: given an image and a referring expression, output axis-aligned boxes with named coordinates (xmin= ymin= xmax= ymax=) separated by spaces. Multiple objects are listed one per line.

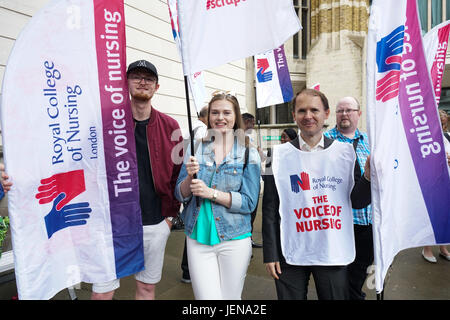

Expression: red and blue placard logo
xmin=290 ymin=172 xmax=311 ymax=193
xmin=376 ymin=25 xmax=405 ymax=102
xmin=36 ymin=170 xmax=91 ymax=239
xmin=256 ymin=58 xmax=273 ymax=83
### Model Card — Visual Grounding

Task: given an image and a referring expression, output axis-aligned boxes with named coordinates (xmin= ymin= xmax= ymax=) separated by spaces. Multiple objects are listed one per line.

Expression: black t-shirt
xmin=134 ymin=119 xmax=163 ymax=226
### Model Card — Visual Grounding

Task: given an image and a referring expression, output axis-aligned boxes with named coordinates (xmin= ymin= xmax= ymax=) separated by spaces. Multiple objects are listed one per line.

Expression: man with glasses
xmin=91 ymin=60 xmax=183 ymax=300
xmin=324 ymin=96 xmax=372 ymax=300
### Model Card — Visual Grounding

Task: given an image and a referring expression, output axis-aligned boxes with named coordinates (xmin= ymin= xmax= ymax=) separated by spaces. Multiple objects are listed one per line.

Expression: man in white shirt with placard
xmin=262 ymin=88 xmax=371 ymax=300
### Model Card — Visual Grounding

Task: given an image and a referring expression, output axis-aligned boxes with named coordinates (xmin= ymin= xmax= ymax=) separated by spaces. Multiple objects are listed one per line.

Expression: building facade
xmin=0 ymin=0 xmax=449 ymax=141
xmin=248 ymin=0 xmax=370 ymax=133
xmin=0 ymin=0 xmax=247 ymax=139
xmin=248 ymin=0 xmax=450 ymax=141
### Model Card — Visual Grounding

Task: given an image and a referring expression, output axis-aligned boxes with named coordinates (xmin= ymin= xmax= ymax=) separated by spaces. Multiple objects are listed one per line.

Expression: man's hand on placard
xmin=0 ymin=164 xmax=12 ymax=192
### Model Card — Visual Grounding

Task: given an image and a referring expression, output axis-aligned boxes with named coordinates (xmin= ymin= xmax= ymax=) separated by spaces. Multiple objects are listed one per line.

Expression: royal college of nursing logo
xmin=35 ymin=170 xmax=91 ymax=239
xmin=256 ymin=58 xmax=273 ymax=83
xmin=376 ymin=25 xmax=405 ymax=102
xmin=290 ymin=172 xmax=311 ymax=193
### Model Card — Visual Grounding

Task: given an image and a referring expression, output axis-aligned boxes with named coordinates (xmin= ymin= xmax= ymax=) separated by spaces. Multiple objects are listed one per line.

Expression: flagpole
xmin=183 ymin=75 xmax=199 ymax=208
xmin=183 ymin=75 xmax=195 ymax=156
xmin=255 ymin=77 xmax=262 ymax=149
xmin=257 ymin=120 xmax=262 ymax=148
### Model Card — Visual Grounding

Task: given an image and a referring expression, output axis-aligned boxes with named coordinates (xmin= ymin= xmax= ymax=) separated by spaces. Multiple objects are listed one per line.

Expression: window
xmin=432 ymin=0 xmax=443 ymax=28
xmin=447 ymin=0 xmax=450 ymax=19
xmin=418 ymin=0 xmax=428 ymax=34
xmin=256 ymin=106 xmax=271 ymax=125
xmin=417 ymin=0 xmax=447 ymax=34
xmin=293 ymin=0 xmax=309 ymax=60
xmin=276 ymin=102 xmax=294 ymax=124
xmin=293 ymin=1 xmax=299 ymax=59
xmin=439 ymin=87 xmax=450 ymax=114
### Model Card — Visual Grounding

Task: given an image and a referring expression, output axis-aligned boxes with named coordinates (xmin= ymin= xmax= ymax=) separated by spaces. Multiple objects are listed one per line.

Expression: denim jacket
xmin=175 ymin=138 xmax=261 ymax=241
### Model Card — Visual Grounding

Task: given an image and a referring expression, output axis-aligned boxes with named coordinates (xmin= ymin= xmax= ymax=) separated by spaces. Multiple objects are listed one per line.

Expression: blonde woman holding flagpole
xmin=175 ymin=91 xmax=261 ymax=300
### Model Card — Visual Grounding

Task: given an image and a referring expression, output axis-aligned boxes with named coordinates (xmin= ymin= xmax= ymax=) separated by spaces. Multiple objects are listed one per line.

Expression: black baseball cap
xmin=127 ymin=60 xmax=158 ymax=80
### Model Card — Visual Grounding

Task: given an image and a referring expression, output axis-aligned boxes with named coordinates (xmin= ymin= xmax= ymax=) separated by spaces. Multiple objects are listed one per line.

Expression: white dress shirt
xmin=298 ymin=134 xmax=325 ymax=152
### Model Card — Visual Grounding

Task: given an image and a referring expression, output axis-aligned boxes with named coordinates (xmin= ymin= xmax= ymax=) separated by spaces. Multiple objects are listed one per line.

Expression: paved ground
xmin=0 ymin=195 xmax=449 ymax=300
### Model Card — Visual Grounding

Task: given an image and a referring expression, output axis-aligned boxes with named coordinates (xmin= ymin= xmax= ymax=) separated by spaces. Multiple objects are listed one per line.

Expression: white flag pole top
xmin=0 ymin=0 xmax=144 ymax=299
xmin=423 ymin=20 xmax=450 ymax=105
xmin=176 ymin=0 xmax=301 ymax=75
xmin=367 ymin=0 xmax=450 ymax=294
xmin=255 ymin=45 xmax=294 ymax=109
xmin=167 ymin=0 xmax=206 ymax=114
xmin=187 ymin=72 xmax=207 ymax=114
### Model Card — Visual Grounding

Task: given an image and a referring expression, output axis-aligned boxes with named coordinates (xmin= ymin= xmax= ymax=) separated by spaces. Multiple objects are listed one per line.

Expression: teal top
xmin=189 ymin=174 xmax=251 ymax=246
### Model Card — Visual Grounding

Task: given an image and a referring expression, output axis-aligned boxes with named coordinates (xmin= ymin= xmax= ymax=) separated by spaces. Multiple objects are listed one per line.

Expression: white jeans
xmin=186 ymin=236 xmax=252 ymax=300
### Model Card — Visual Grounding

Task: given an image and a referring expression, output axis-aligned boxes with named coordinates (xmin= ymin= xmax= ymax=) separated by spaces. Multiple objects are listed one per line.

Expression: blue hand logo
xmin=376 ymin=25 xmax=404 ymax=73
xmin=290 ymin=175 xmax=301 ymax=193
xmin=257 ymin=68 xmax=273 ymax=83
xmin=44 ymin=193 xmax=92 ymax=239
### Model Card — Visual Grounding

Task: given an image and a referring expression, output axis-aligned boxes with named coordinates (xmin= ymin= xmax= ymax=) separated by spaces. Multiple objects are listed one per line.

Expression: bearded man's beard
xmin=132 ymin=92 xmax=152 ymax=101
xmin=339 ymin=119 xmax=351 ymax=129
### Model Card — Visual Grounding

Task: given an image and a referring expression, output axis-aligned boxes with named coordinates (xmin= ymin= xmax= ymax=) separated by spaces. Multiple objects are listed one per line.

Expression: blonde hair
xmin=439 ymin=109 xmax=448 ymax=131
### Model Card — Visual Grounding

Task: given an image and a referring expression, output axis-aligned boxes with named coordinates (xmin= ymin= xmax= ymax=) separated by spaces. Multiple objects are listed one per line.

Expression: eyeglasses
xmin=336 ymin=109 xmax=359 ymax=115
xmin=128 ymin=74 xmax=157 ymax=84
xmin=211 ymin=89 xmax=236 ymax=98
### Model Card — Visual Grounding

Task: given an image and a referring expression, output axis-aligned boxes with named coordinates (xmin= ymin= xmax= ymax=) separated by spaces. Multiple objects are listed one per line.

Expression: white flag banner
xmin=0 ymin=0 xmax=144 ymax=299
xmin=188 ymin=71 xmax=207 ymax=114
xmin=367 ymin=0 xmax=450 ymax=294
xmin=423 ymin=20 xmax=450 ymax=105
xmin=167 ymin=0 xmax=206 ymax=113
xmin=255 ymin=45 xmax=294 ymax=108
xmin=176 ymin=0 xmax=302 ymax=75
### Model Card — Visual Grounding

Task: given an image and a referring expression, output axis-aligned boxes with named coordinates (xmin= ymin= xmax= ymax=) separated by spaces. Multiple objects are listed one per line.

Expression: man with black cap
xmin=91 ymin=60 xmax=183 ymax=300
